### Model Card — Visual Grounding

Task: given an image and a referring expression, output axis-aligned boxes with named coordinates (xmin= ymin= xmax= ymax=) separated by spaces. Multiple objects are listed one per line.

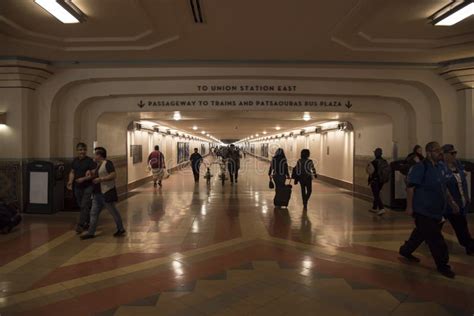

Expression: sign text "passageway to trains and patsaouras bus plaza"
xmin=137 ymin=99 xmax=353 ymax=109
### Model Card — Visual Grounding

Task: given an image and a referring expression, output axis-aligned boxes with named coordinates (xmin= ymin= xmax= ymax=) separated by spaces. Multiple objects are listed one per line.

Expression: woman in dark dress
xmin=268 ymin=148 xmax=290 ymax=207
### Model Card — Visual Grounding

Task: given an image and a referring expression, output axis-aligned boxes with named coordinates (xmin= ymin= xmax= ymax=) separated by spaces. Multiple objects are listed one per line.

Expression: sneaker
xmin=80 ymin=234 xmax=95 ymax=240
xmin=399 ymin=250 xmax=420 ymax=263
xmin=377 ymin=209 xmax=386 ymax=216
xmin=368 ymin=209 xmax=377 ymax=213
xmin=153 ymin=182 xmax=157 ymax=188
xmin=437 ymin=267 xmax=455 ymax=279
xmin=113 ymin=229 xmax=126 ymax=237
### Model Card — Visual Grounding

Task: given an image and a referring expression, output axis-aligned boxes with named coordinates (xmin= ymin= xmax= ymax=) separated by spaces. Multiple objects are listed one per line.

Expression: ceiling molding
xmin=330 ymin=0 xmax=474 ymax=53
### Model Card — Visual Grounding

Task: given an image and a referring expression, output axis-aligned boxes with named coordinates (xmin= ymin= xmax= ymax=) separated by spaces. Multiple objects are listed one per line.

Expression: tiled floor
xmin=1 ymin=157 xmax=473 ymax=315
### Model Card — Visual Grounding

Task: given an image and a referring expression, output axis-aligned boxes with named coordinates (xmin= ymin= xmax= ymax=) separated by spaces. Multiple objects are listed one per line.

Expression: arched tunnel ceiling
xmin=1 ymin=0 xmax=474 ymax=64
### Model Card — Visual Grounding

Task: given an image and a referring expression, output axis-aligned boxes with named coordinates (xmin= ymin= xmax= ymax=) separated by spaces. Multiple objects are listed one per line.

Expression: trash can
xmin=26 ymin=161 xmax=65 ymax=214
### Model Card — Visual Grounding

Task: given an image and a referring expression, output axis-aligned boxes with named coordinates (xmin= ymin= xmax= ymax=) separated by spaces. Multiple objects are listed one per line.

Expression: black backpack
xmin=0 ymin=202 xmax=22 ymax=234
xmin=400 ymin=153 xmax=419 ymax=176
xmin=377 ymin=158 xmax=391 ymax=184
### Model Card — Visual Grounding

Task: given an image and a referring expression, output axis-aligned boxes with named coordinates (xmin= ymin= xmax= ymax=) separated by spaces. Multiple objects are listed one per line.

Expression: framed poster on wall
xmin=177 ymin=142 xmax=190 ymax=164
xmin=131 ymin=145 xmax=143 ymax=164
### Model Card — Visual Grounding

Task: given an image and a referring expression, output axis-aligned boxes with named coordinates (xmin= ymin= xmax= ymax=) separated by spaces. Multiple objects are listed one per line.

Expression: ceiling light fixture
xmin=173 ymin=111 xmax=182 ymax=121
xmin=192 ymin=125 xmax=198 ymax=130
xmin=303 ymin=112 xmax=311 ymax=121
xmin=201 ymin=130 xmax=206 ymax=134
xmin=35 ymin=0 xmax=86 ymax=24
xmin=275 ymin=126 xmax=281 ymax=131
xmin=262 ymin=131 xmax=267 ymax=135
xmin=432 ymin=0 xmax=474 ymax=26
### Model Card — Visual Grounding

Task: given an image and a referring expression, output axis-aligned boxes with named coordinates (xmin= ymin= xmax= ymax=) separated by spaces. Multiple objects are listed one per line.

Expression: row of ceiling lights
xmin=240 ymin=112 xmax=309 ymax=142
xmin=35 ymin=0 xmax=474 ymax=26
xmin=172 ymin=111 xmax=223 ymax=144
xmin=236 ymin=121 xmax=347 ymax=144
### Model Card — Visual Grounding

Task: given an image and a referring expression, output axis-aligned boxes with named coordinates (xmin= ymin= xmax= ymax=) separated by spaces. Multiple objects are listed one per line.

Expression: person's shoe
xmin=158 ymin=181 xmax=162 ymax=187
xmin=437 ymin=267 xmax=455 ymax=279
xmin=113 ymin=229 xmax=126 ymax=237
xmin=377 ymin=209 xmax=386 ymax=216
xmin=75 ymin=225 xmax=84 ymax=234
xmin=399 ymin=250 xmax=420 ymax=263
xmin=153 ymin=182 xmax=157 ymax=188
xmin=80 ymin=234 xmax=95 ymax=240
xmin=368 ymin=209 xmax=377 ymax=213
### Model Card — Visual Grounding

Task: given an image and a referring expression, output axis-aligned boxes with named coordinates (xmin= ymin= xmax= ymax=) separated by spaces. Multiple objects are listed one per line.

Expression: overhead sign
xmin=196 ymin=85 xmax=297 ymax=92
xmin=137 ymin=98 xmax=353 ymax=109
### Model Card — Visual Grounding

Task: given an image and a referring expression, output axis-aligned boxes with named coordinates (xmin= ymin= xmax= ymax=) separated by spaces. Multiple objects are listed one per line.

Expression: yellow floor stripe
xmin=0 ymin=231 xmax=76 ymax=274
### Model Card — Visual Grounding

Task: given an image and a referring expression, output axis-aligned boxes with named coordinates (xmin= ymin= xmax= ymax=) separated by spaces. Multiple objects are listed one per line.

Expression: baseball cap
xmin=442 ymin=144 xmax=457 ymax=154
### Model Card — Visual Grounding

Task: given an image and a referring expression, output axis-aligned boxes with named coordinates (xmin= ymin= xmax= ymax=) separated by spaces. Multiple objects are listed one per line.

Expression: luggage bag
xmin=273 ymin=180 xmax=292 ymax=207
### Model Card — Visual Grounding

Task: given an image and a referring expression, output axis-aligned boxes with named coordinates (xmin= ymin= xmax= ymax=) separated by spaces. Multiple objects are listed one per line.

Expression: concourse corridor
xmin=0 ymin=157 xmax=473 ymax=315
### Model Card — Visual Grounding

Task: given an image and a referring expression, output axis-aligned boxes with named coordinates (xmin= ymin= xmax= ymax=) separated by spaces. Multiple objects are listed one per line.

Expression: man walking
xmin=367 ymin=148 xmax=390 ymax=215
xmin=190 ymin=148 xmax=203 ymax=183
xmin=226 ymin=144 xmax=242 ymax=183
xmin=148 ymin=145 xmax=166 ymax=188
xmin=399 ymin=142 xmax=458 ymax=278
xmin=442 ymin=144 xmax=473 ymax=255
xmin=67 ymin=143 xmax=96 ymax=234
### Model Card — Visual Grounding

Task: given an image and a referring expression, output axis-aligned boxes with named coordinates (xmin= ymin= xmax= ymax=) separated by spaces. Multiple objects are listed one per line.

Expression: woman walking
xmin=292 ymin=149 xmax=317 ymax=211
xmin=268 ymin=148 xmax=290 ymax=208
xmin=80 ymin=147 xmax=126 ymax=239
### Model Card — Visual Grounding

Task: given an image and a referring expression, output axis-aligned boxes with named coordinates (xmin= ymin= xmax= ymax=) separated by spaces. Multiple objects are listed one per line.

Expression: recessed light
xmin=173 ymin=111 xmax=181 ymax=121
xmin=192 ymin=125 xmax=198 ymax=130
xmin=303 ymin=112 xmax=311 ymax=121
xmin=275 ymin=126 xmax=281 ymax=131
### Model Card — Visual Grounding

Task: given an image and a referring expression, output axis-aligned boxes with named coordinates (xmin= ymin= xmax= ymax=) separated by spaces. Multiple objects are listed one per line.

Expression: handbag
xmin=269 ymin=180 xmax=275 ymax=189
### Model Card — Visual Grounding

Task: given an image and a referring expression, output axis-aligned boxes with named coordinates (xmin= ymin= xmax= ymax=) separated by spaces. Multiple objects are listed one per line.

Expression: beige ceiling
xmin=126 ymin=110 xmax=387 ymax=140
xmin=1 ymin=0 xmax=474 ymax=64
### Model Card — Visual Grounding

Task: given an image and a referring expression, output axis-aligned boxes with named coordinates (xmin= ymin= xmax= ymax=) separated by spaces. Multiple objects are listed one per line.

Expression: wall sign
xmin=136 ymin=98 xmax=354 ymax=109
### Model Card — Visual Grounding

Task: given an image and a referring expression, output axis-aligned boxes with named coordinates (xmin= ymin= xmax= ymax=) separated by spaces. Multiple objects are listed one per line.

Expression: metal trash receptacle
xmin=26 ymin=161 xmax=65 ymax=214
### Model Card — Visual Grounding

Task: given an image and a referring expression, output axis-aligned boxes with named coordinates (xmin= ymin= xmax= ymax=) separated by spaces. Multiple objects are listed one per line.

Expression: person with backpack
xmin=189 ymin=148 xmax=203 ymax=183
xmin=80 ymin=147 xmax=125 ymax=240
xmin=292 ymin=149 xmax=317 ymax=211
xmin=367 ymin=147 xmax=390 ymax=215
xmin=400 ymin=145 xmax=424 ymax=177
xmin=442 ymin=144 xmax=473 ymax=255
xmin=399 ymin=142 xmax=458 ymax=278
xmin=269 ymin=148 xmax=291 ymax=208
xmin=148 ymin=145 xmax=166 ymax=188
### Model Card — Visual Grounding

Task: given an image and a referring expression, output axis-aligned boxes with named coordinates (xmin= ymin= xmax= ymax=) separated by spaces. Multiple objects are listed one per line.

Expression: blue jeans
xmin=74 ymin=186 xmax=93 ymax=227
xmin=87 ymin=193 xmax=124 ymax=235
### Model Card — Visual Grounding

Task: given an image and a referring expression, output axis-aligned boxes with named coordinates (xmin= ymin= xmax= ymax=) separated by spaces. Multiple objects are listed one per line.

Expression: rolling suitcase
xmin=274 ymin=180 xmax=292 ymax=207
